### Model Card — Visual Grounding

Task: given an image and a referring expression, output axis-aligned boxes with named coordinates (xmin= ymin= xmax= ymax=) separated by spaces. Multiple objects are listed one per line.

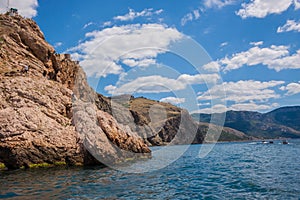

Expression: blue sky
xmin=1 ymin=0 xmax=300 ymax=113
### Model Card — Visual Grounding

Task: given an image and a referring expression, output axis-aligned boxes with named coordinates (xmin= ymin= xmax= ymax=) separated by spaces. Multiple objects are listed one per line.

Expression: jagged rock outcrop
xmin=0 ymin=13 xmax=252 ymax=170
xmin=97 ymin=110 xmax=151 ymax=154
xmin=0 ymin=14 xmax=150 ymax=170
xmin=95 ymin=93 xmax=253 ymax=146
xmin=95 ymin=96 xmax=206 ymax=146
xmin=0 ymin=77 xmax=83 ymax=169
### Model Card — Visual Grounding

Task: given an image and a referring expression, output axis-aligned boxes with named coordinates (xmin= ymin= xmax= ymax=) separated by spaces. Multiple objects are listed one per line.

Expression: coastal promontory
xmin=0 ymin=14 xmax=150 ymax=170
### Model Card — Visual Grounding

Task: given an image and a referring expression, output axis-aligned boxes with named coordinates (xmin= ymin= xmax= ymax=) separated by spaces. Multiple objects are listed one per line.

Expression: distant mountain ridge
xmin=192 ymin=106 xmax=300 ymax=139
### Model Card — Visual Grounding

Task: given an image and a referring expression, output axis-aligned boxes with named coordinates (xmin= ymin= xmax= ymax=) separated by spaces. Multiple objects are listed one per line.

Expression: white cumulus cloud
xmin=181 ymin=0 xmax=235 ymax=26
xmin=54 ymin=42 xmax=63 ymax=48
xmin=220 ymin=42 xmax=229 ymax=47
xmin=114 ymin=8 xmax=163 ymax=22
xmin=122 ymin=58 xmax=156 ymax=67
xmin=229 ymin=102 xmax=279 ymax=112
xmin=280 ymin=82 xmax=300 ymax=95
xmin=295 ymin=0 xmax=300 ymax=9
xmin=160 ymin=97 xmax=186 ymax=105
xmin=204 ymin=0 xmax=235 ymax=8
xmin=193 ymin=9 xmax=201 ymax=19
xmin=267 ymin=50 xmax=300 ymax=71
xmin=105 ymin=75 xmax=186 ymax=94
xmin=202 ymin=61 xmax=221 ymax=72
xmin=198 ymin=80 xmax=285 ymax=103
xmin=208 ymin=45 xmax=300 ymax=72
xmin=181 ymin=9 xmax=201 ymax=26
xmin=0 ymin=0 xmax=38 ymax=18
xmin=181 ymin=13 xmax=193 ymax=26
xmin=67 ymin=24 xmax=183 ymax=77
xmin=102 ymin=21 xmax=112 ymax=27
xmin=194 ymin=102 xmax=279 ymax=114
xmin=105 ymin=73 xmax=220 ymax=95
xmin=277 ymin=19 xmax=300 ymax=33
xmin=194 ymin=104 xmax=228 ymax=114
xmin=177 ymin=73 xmax=220 ymax=85
xmin=222 ymin=45 xmax=290 ymax=72
xmin=83 ymin=22 xmax=95 ymax=29
xmin=250 ymin=41 xmax=264 ymax=46
xmin=236 ymin=0 xmax=299 ymax=19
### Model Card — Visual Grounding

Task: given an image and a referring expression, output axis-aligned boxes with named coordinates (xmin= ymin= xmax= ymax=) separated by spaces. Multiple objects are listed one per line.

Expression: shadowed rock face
xmin=95 ymin=95 xmax=252 ymax=146
xmin=0 ymin=14 xmax=150 ymax=170
xmin=95 ymin=95 xmax=201 ymax=146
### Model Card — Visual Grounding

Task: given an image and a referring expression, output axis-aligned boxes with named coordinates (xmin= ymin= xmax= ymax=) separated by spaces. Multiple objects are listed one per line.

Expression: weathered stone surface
xmin=0 ymin=77 xmax=84 ymax=169
xmin=97 ymin=110 xmax=150 ymax=154
xmin=95 ymin=95 xmax=253 ymax=146
xmin=0 ymin=14 xmax=151 ymax=170
xmin=95 ymin=96 xmax=203 ymax=146
xmin=72 ymin=101 xmax=150 ymax=166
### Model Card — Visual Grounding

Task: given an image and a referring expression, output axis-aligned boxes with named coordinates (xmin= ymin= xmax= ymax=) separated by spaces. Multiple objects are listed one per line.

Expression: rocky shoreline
xmin=0 ymin=14 xmax=259 ymax=171
xmin=0 ymin=14 xmax=150 ymax=170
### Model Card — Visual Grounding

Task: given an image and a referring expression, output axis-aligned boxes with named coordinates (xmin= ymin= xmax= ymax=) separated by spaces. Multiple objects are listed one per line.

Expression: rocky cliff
xmin=96 ymin=95 xmax=252 ymax=145
xmin=95 ymin=95 xmax=201 ymax=146
xmin=0 ymin=13 xmax=253 ymax=170
xmin=0 ymin=14 xmax=150 ymax=170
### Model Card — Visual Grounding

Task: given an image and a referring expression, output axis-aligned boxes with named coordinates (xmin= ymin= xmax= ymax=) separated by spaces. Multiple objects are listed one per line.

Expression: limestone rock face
xmin=95 ymin=95 xmax=253 ymax=146
xmin=0 ymin=77 xmax=84 ymax=169
xmin=72 ymin=101 xmax=150 ymax=167
xmin=0 ymin=14 xmax=150 ymax=169
xmin=95 ymin=96 xmax=205 ymax=146
xmin=97 ymin=110 xmax=151 ymax=154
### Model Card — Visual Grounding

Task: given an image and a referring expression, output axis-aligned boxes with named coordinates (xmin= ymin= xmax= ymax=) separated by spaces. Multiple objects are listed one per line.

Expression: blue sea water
xmin=1 ymin=140 xmax=300 ymax=199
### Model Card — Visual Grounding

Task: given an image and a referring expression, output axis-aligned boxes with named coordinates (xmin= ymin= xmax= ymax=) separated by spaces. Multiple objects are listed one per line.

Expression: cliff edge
xmin=0 ymin=14 xmax=150 ymax=170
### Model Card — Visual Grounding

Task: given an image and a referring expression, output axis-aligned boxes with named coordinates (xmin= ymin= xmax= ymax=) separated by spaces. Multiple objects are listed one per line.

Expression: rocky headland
xmin=0 ymin=14 xmax=150 ymax=170
xmin=0 ymin=13 xmax=254 ymax=170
